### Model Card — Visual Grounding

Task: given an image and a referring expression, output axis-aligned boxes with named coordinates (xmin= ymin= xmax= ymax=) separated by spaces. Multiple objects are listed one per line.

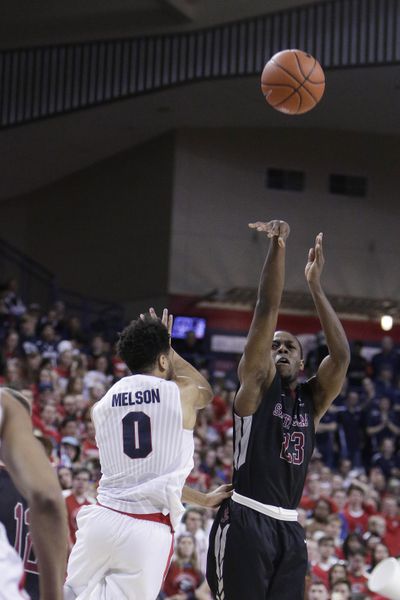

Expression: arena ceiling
xmin=1 ymin=0 xmax=400 ymax=200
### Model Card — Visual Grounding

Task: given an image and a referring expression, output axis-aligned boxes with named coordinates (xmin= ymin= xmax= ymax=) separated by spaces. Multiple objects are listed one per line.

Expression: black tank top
xmin=0 ymin=468 xmax=39 ymax=600
xmin=233 ymin=372 xmax=315 ymax=510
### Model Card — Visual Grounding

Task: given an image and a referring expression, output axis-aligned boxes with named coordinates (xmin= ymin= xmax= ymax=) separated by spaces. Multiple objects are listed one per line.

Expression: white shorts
xmin=64 ymin=504 xmax=174 ymax=600
xmin=0 ymin=523 xmax=29 ymax=600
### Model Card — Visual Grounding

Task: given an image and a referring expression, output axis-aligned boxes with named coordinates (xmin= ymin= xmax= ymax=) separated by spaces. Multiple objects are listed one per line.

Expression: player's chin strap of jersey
xmin=232 ymin=491 xmax=298 ymax=522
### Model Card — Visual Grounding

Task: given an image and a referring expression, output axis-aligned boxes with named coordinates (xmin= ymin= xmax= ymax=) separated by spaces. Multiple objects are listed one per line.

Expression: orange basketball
xmin=261 ymin=49 xmax=325 ymax=115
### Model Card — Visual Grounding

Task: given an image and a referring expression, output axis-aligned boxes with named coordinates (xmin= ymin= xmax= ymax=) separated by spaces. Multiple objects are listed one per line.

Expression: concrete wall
xmin=0 ymin=134 xmax=175 ymax=311
xmin=170 ymin=128 xmax=400 ymax=300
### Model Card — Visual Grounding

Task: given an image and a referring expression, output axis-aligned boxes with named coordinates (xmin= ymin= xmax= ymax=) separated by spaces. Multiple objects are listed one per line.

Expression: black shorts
xmin=206 ymin=499 xmax=308 ymax=600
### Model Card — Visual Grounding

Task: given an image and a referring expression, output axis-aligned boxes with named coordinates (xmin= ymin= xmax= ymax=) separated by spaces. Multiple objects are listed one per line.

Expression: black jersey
xmin=0 ymin=468 xmax=39 ymax=600
xmin=233 ymin=372 xmax=315 ymax=509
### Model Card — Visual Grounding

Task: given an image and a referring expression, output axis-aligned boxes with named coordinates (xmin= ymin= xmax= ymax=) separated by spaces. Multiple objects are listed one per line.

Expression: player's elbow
xmin=28 ymin=487 xmax=65 ymax=516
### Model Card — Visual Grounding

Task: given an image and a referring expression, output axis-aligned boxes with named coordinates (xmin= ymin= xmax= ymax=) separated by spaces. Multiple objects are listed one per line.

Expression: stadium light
xmin=380 ymin=315 xmax=393 ymax=331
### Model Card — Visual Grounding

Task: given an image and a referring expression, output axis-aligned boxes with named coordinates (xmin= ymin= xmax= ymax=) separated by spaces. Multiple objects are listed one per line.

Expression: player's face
xmin=272 ymin=331 xmax=303 ymax=382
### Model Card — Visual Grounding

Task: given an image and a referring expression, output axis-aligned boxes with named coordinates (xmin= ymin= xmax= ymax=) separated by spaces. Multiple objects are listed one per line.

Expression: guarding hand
xmin=248 ymin=220 xmax=290 ymax=248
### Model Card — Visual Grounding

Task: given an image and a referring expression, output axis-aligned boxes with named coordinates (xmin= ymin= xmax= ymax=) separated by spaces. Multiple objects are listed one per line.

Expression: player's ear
xmin=158 ymin=353 xmax=168 ymax=372
xmin=300 ymin=359 xmax=305 ymax=371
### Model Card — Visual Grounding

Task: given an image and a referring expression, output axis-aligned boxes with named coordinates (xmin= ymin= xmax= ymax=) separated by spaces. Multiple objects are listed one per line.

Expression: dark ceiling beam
xmin=160 ymin=0 xmax=196 ymax=22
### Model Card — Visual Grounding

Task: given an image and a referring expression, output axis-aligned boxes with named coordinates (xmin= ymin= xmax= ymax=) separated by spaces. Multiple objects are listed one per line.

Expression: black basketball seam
xmin=293 ymin=54 xmax=319 ymax=103
xmin=271 ymin=58 xmax=304 ymax=87
xmin=270 ymin=59 xmax=318 ymax=104
xmin=273 ymin=88 xmax=302 ymax=113
xmin=270 ymin=52 xmax=324 ymax=105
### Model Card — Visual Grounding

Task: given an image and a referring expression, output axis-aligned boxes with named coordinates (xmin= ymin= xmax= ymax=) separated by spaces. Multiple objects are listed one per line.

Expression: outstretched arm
xmin=182 ymin=483 xmax=233 ymax=508
xmin=0 ymin=391 xmax=67 ymax=600
xmin=146 ymin=307 xmax=212 ymax=409
xmin=306 ymin=233 xmax=350 ymax=423
xmin=235 ymin=220 xmax=290 ymax=417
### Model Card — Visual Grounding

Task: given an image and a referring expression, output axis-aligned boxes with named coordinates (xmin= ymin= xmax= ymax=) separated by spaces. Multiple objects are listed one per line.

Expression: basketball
xmin=261 ymin=49 xmax=325 ymax=115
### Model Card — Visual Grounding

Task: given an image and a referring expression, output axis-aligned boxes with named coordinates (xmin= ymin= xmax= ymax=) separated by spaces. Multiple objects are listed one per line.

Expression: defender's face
xmin=271 ymin=331 xmax=303 ymax=382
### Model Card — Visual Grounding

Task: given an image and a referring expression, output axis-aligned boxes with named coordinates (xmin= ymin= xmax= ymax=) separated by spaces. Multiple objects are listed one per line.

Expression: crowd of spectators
xmin=1 ymin=278 xmax=400 ymax=599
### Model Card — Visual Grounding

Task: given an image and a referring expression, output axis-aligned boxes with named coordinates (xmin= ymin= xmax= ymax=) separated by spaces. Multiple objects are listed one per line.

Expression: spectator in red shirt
xmin=311 ymin=536 xmax=338 ymax=587
xmin=346 ymin=550 xmax=370 ymax=597
xmin=162 ymin=533 xmax=207 ymax=599
xmin=342 ymin=484 xmax=372 ymax=534
xmin=65 ymin=468 xmax=94 ymax=548
xmin=80 ymin=421 xmax=99 ymax=461
xmin=381 ymin=495 xmax=400 ymax=556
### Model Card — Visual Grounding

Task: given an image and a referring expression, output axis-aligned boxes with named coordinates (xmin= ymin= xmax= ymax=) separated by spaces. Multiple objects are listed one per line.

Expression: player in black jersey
xmin=207 ymin=220 xmax=350 ymax=600
xmin=0 ymin=388 xmax=67 ymax=600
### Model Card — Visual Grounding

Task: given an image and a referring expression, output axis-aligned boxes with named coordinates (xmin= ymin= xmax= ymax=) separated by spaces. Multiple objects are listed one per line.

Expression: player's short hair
xmin=117 ymin=315 xmax=170 ymax=374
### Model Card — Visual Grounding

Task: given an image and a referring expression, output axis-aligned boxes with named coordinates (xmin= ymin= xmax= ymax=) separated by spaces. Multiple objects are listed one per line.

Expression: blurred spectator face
xmin=338 ymin=459 xmax=352 ymax=478
xmin=72 ymin=470 xmax=90 ymax=496
xmin=332 ymin=475 xmax=344 ymax=491
xmin=58 ymin=467 xmax=72 ymax=490
xmin=63 ymin=395 xmax=77 ymax=416
xmin=308 ymin=583 xmax=329 ymax=600
xmin=331 ymin=581 xmax=351 ymax=600
xmin=85 ymin=421 xmax=96 ymax=440
xmin=348 ymin=552 xmax=365 ymax=574
xmin=95 ymin=355 xmax=108 ymax=373
xmin=41 ymin=404 xmax=56 ymax=425
xmin=318 ymin=537 xmax=335 ymax=560
xmin=62 ymin=442 xmax=78 ymax=461
xmin=329 ymin=564 xmax=347 ymax=585
xmin=27 ymin=351 xmax=41 ymax=371
xmin=68 ymin=377 xmax=84 ymax=394
xmin=59 ymin=350 xmax=73 ymax=368
xmin=5 ymin=360 xmax=23 ymax=385
xmin=89 ymin=383 xmax=106 ymax=403
xmin=314 ymin=499 xmax=331 ymax=522
xmin=91 ymin=335 xmax=105 ymax=355
xmin=204 ymin=449 xmax=217 ymax=468
xmin=381 ymin=438 xmax=395 ymax=455
xmin=62 ymin=420 xmax=78 ymax=438
xmin=382 ymin=336 xmax=394 ymax=352
xmin=380 ymin=367 xmax=393 ymax=382
xmin=185 ymin=510 xmax=203 ymax=534
xmin=21 ymin=316 xmax=37 ymax=336
xmin=39 ymin=369 xmax=53 ymax=385
xmin=41 ymin=324 xmax=56 ymax=342
xmin=306 ymin=539 xmax=319 ymax=563
xmin=373 ymin=543 xmax=389 ymax=564
xmin=381 ymin=496 xmax=398 ymax=517
xmin=379 ymin=396 xmax=391 ymax=412
xmin=345 ymin=534 xmax=364 ymax=555
xmin=177 ymin=535 xmax=195 ymax=560
xmin=54 ymin=301 xmax=65 ymax=318
xmin=348 ymin=488 xmax=364 ymax=508
xmin=346 ymin=391 xmax=359 ymax=407
xmin=326 ymin=516 xmax=342 ymax=540
xmin=307 ymin=474 xmax=321 ymax=497
xmin=320 ymin=467 xmax=332 ymax=482
xmin=369 ymin=467 xmax=386 ymax=490
xmin=75 ymin=394 xmax=87 ymax=413
xmin=6 ymin=331 xmax=19 ymax=352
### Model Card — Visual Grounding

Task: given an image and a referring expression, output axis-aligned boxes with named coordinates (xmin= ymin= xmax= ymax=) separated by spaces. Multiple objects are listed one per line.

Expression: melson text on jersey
xmin=111 ymin=389 xmax=160 ymax=407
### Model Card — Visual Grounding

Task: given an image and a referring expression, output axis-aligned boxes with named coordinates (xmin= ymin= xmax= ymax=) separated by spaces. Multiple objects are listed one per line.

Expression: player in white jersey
xmin=0 ymin=387 xmax=67 ymax=600
xmin=64 ymin=309 xmax=231 ymax=600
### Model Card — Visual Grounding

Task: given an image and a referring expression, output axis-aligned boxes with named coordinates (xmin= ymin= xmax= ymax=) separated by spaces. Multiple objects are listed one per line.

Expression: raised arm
xmin=0 ymin=391 xmax=67 ymax=600
xmin=235 ymin=220 xmax=290 ymax=417
xmin=306 ymin=233 xmax=350 ymax=423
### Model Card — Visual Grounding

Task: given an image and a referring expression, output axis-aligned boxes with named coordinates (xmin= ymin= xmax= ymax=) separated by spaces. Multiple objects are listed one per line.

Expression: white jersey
xmin=93 ymin=374 xmax=194 ymax=528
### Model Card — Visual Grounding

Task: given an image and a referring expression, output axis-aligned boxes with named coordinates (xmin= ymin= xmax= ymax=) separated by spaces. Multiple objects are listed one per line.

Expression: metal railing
xmin=1 ymin=0 xmax=399 ymax=128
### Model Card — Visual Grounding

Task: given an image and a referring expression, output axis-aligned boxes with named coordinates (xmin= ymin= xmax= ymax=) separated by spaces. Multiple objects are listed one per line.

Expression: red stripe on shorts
xmin=162 ymin=532 xmax=175 ymax=583
xmin=97 ymin=502 xmax=173 ymax=532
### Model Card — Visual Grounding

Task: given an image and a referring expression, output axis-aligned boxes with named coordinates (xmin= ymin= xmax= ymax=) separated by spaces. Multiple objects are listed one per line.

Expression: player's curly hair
xmin=117 ymin=315 xmax=170 ymax=374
